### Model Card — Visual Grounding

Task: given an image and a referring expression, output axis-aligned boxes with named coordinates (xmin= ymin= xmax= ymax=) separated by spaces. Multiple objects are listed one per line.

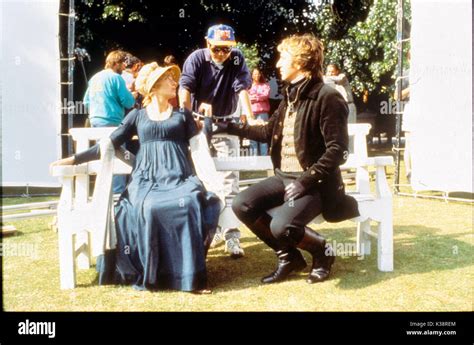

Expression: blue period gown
xmin=74 ymin=108 xmax=221 ymax=291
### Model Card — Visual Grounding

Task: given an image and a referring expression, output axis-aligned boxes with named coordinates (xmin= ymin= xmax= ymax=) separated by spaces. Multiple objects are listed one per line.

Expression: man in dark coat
xmin=219 ymin=33 xmax=359 ymax=284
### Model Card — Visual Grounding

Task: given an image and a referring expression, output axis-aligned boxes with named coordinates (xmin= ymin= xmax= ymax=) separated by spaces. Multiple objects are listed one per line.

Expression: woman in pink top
xmin=249 ymin=68 xmax=271 ymax=155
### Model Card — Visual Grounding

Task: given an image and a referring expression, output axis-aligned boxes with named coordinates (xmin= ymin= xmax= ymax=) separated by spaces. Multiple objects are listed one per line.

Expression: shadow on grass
xmin=207 ymin=225 xmax=473 ymax=291
xmin=332 ymin=225 xmax=473 ymax=290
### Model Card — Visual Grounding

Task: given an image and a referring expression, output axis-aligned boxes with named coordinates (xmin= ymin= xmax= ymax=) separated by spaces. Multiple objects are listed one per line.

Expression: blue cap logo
xmin=206 ymin=24 xmax=237 ymax=46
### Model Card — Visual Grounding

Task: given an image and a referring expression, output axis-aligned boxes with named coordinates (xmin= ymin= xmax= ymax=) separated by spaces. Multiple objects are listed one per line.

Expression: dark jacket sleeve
xmin=74 ymin=110 xmax=139 ymax=165
xmin=179 ymin=50 xmax=201 ymax=93
xmin=231 ymin=50 xmax=252 ymax=93
xmin=227 ymin=101 xmax=283 ymax=142
xmin=297 ymin=90 xmax=349 ymax=191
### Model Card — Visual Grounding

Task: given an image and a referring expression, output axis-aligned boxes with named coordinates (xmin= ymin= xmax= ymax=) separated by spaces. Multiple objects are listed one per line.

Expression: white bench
xmin=52 ymin=123 xmax=394 ymax=289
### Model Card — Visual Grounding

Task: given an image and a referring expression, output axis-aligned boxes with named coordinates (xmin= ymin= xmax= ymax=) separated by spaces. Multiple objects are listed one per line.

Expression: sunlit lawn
xmin=2 ymin=156 xmax=473 ymax=311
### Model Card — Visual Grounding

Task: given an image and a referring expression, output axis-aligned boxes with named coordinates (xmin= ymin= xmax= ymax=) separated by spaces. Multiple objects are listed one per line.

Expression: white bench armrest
xmin=342 ymin=155 xmax=394 ymax=170
xmin=343 ymin=156 xmax=394 ymax=195
xmin=365 ymin=156 xmax=394 ymax=167
xmin=51 ymin=164 xmax=90 ymax=177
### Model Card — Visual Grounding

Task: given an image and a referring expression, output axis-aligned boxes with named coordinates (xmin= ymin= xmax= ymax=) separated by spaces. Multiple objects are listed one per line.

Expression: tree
xmin=72 ymin=0 xmax=410 ymax=107
xmin=73 ymin=0 xmax=315 ymax=75
xmin=315 ymin=0 xmax=411 ymax=99
xmin=237 ymin=43 xmax=260 ymax=72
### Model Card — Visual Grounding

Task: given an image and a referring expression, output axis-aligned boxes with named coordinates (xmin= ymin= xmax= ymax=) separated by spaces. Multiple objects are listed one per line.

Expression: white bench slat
xmin=213 ymin=156 xmax=272 ymax=171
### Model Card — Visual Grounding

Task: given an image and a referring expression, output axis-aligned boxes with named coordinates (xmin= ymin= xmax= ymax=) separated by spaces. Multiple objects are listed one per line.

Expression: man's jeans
xmin=211 ymin=134 xmax=241 ymax=236
xmin=91 ymin=122 xmax=127 ymax=194
xmin=249 ymin=113 xmax=269 ymax=156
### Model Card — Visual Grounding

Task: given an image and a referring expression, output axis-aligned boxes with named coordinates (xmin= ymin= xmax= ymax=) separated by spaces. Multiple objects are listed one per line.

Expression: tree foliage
xmin=74 ymin=1 xmax=315 ymax=73
xmin=72 ymin=0 xmax=410 ymax=104
xmin=237 ymin=43 xmax=260 ymax=72
xmin=315 ymin=0 xmax=411 ymax=98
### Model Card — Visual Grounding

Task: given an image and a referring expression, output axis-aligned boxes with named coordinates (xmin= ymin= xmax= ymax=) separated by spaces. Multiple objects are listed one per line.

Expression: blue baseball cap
xmin=206 ymin=24 xmax=237 ymax=46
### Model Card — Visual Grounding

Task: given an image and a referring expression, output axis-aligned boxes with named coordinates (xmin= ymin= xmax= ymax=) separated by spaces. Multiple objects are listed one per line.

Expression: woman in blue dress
xmin=51 ymin=62 xmax=224 ymax=293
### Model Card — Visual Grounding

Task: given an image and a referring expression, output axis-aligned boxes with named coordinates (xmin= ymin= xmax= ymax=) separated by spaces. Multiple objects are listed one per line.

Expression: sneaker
xmin=210 ymin=227 xmax=224 ymax=248
xmin=224 ymin=230 xmax=244 ymax=259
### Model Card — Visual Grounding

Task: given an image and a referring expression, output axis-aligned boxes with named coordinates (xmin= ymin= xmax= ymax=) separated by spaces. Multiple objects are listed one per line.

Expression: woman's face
xmin=326 ymin=65 xmax=339 ymax=76
xmin=132 ymin=62 xmax=143 ymax=77
xmin=276 ymin=50 xmax=300 ymax=82
xmin=252 ymin=69 xmax=261 ymax=83
xmin=152 ymin=71 xmax=178 ymax=100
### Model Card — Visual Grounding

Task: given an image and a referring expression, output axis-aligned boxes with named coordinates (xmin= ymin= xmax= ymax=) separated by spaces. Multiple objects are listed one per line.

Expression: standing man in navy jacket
xmin=179 ymin=24 xmax=253 ymax=258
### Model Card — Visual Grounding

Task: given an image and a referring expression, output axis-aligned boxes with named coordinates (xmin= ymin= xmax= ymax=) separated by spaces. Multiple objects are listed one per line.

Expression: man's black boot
xmin=261 ymin=248 xmax=307 ymax=284
xmin=297 ymin=227 xmax=335 ymax=283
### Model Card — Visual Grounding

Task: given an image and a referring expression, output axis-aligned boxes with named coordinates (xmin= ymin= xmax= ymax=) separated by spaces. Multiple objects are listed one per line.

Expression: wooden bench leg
xmin=377 ymin=213 xmax=394 ymax=272
xmin=75 ymin=171 xmax=91 ymax=269
xmin=356 ymin=220 xmax=371 ymax=256
xmin=75 ymin=231 xmax=91 ymax=269
xmin=59 ymin=228 xmax=76 ymax=289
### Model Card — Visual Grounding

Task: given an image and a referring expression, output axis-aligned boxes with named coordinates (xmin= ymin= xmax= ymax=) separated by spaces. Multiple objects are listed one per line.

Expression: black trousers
xmin=232 ymin=169 xmax=323 ymax=246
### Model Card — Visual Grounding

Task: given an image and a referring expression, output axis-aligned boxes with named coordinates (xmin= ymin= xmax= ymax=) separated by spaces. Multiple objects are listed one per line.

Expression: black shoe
xmin=261 ymin=249 xmax=307 ymax=284
xmin=297 ymin=227 xmax=335 ymax=284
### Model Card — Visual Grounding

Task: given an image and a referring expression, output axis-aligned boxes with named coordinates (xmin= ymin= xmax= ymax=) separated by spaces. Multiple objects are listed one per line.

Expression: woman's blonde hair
xmin=135 ymin=62 xmax=159 ymax=107
xmin=277 ymin=34 xmax=324 ymax=79
xmin=135 ymin=62 xmax=180 ymax=107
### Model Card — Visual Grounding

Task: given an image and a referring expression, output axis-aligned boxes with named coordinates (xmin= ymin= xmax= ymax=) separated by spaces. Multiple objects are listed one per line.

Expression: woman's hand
xmin=49 ymin=156 xmax=75 ymax=175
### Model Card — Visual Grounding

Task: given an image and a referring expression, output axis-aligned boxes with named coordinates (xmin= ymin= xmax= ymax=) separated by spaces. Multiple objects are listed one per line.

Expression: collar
xmin=284 ymin=76 xmax=325 ymax=100
xmin=290 ymin=74 xmax=307 ymax=84
xmin=204 ymin=48 xmax=231 ymax=68
xmin=284 ymin=77 xmax=309 ymax=102
xmin=301 ymin=76 xmax=325 ymax=99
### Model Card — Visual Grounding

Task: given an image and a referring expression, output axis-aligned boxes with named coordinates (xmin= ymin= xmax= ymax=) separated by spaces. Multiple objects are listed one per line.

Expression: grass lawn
xmin=3 ymin=192 xmax=472 ymax=311
xmin=2 ymin=156 xmax=472 ymax=311
xmin=2 ymin=196 xmax=59 ymax=207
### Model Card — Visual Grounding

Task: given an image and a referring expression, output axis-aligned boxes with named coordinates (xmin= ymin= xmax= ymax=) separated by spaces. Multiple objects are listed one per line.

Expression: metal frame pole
xmin=393 ymin=0 xmax=405 ymax=194
xmin=67 ymin=0 xmax=75 ymax=156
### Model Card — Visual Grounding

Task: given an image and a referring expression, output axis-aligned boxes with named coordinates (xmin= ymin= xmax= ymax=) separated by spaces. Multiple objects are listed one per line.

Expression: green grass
xmin=2 ymin=194 xmax=473 ymax=311
xmin=3 ymin=152 xmax=472 ymax=311
xmin=1 ymin=196 xmax=59 ymax=207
